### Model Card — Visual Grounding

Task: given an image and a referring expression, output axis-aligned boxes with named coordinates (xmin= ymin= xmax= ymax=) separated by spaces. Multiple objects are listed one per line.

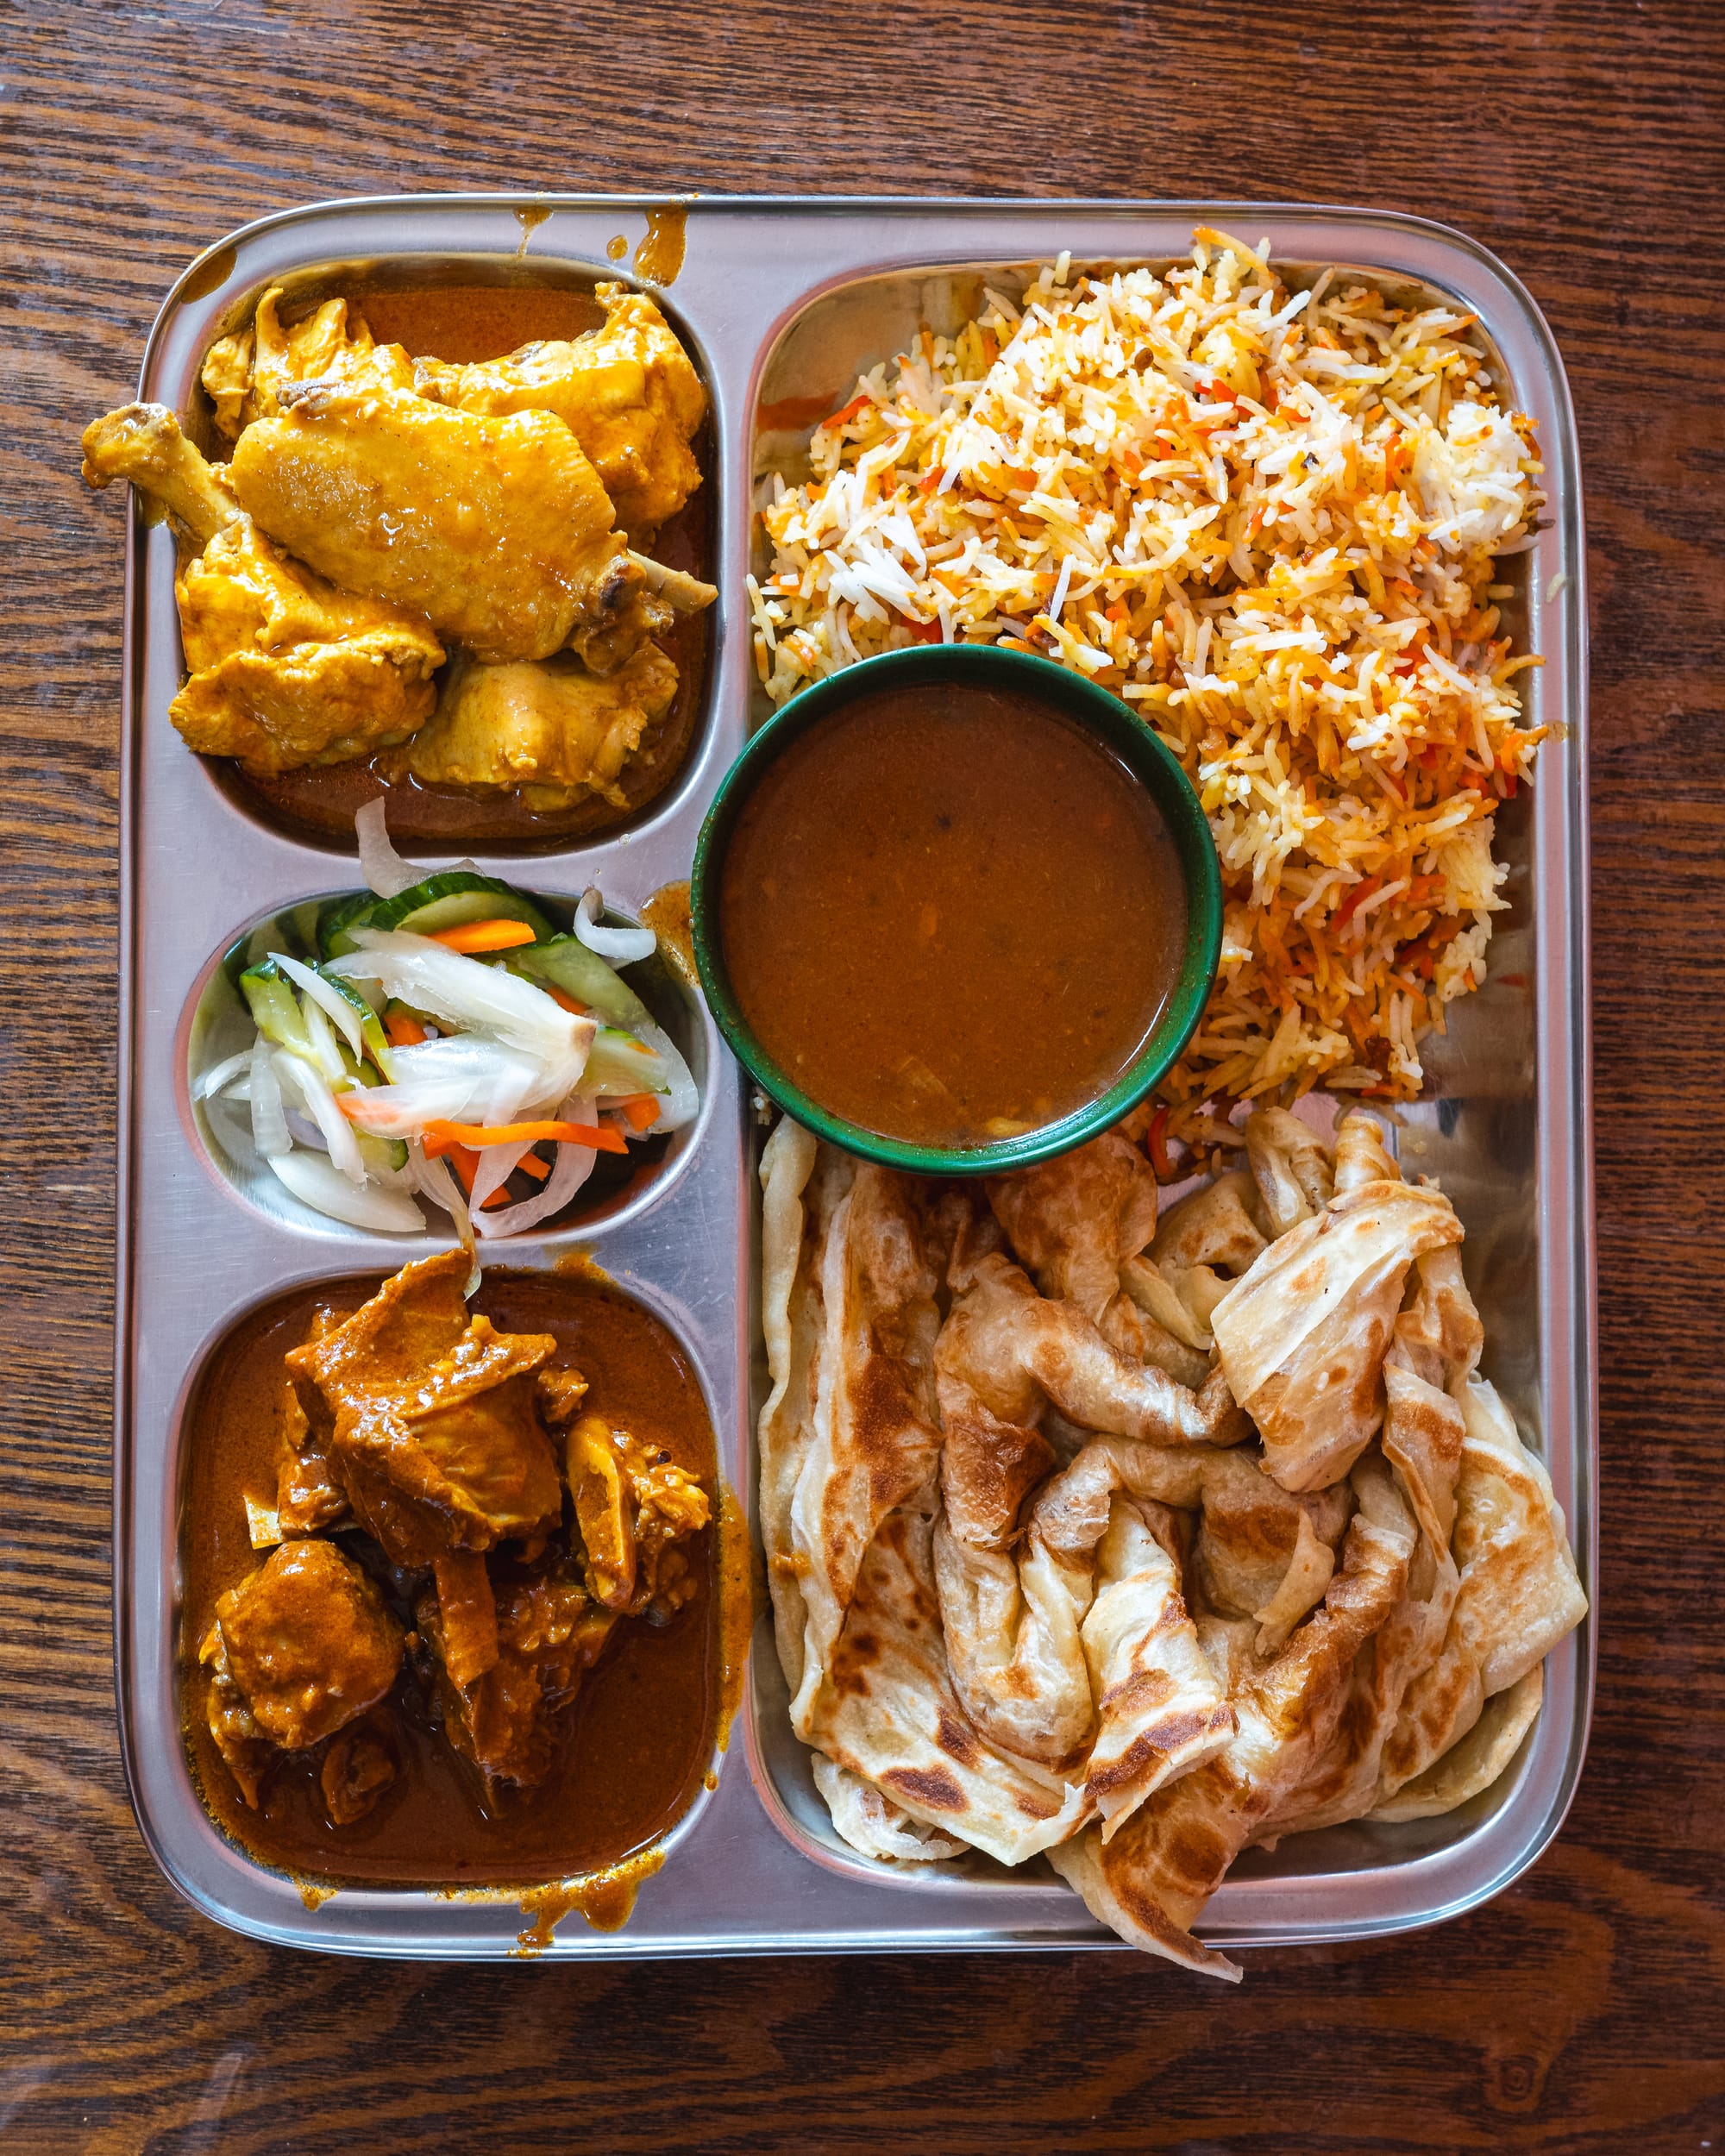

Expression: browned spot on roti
xmin=935 ymin=1708 xmax=981 ymax=1766
xmin=880 ymin=1765 xmax=967 ymax=1813
xmin=829 ymin=1627 xmax=881 ymax=1698
xmin=941 ymin=1410 xmax=1055 ymax=1547
xmin=848 ymin=1354 xmax=938 ymax=1514
xmin=1096 ymin=1665 xmax=1177 ymax=1721
xmin=1085 ymin=1706 xmax=1230 ymax=1795
xmin=1013 ymin=1788 xmax=1062 ymax=1819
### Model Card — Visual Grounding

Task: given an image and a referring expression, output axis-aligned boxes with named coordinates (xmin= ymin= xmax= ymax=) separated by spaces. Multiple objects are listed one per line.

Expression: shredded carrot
xmin=1146 ymin=1104 xmax=1181 ymax=1183
xmin=443 ymin=1142 xmax=481 ymax=1194
xmin=422 ymin=1117 xmax=629 ymax=1157
xmin=616 ymin=1094 xmax=660 ymax=1132
xmin=384 ymin=1012 xmax=428 ymax=1048
xmin=818 ymin=392 xmax=870 ymax=432
xmin=428 ymin=918 xmax=538 ymax=954
xmin=543 ymin=983 xmax=589 ymax=1016
xmin=1332 ymin=874 xmax=1381 ymax=930
xmin=517 ymin=1152 xmax=551 ymax=1182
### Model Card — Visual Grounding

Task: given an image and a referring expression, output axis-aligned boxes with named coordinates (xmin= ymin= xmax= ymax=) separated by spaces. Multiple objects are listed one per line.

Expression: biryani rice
xmin=749 ymin=231 xmax=1546 ymax=1137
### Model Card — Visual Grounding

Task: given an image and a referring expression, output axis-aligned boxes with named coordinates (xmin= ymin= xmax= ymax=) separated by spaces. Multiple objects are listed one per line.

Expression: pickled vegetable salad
xmin=195 ymin=855 xmax=697 ymax=1242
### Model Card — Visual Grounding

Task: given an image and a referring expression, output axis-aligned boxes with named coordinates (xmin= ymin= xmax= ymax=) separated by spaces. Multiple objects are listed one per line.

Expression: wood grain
xmin=3 ymin=1 xmax=1722 ymax=2148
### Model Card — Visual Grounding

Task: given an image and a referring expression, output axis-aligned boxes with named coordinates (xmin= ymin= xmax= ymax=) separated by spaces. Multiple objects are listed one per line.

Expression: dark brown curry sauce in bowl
xmin=179 ymin=1261 xmax=722 ymax=1895
xmin=692 ymin=647 xmax=1221 ymax=1173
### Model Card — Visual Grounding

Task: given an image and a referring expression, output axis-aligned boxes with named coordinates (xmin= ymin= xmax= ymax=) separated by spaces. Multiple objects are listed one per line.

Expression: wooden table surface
xmin=4 ymin=2 xmax=1722 ymax=2148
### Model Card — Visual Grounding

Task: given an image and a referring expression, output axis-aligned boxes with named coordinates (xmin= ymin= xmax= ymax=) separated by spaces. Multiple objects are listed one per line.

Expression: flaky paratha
xmin=757 ymin=1109 xmax=1587 ymax=1975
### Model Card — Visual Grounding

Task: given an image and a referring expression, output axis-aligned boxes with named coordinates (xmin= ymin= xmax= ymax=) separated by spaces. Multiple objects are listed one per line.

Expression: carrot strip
xmin=517 ymin=1152 xmax=551 ymax=1182
xmin=443 ymin=1142 xmax=481 ymax=1194
xmin=617 ymin=1094 xmax=661 ymax=1132
xmin=818 ymin=392 xmax=870 ymax=432
xmin=428 ymin=918 xmax=538 ymax=954
xmin=1332 ymin=874 xmax=1381 ymax=930
xmin=384 ymin=1012 xmax=428 ymax=1048
xmin=423 ymin=1118 xmax=629 ymax=1156
xmin=543 ymin=984 xmax=589 ymax=1016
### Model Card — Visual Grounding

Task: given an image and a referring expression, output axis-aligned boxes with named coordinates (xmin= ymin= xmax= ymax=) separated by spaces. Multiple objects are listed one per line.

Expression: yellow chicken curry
xmin=183 ymin=1254 xmax=719 ymax=1886
xmin=82 ymin=279 xmax=716 ymax=850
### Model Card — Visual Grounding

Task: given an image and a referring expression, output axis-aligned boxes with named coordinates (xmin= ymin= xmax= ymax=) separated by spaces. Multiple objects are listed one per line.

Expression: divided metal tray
xmin=114 ymin=194 xmax=1593 ymax=1960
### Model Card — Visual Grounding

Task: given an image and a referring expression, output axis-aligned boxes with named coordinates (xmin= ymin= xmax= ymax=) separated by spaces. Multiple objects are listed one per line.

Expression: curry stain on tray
xmin=181 ymin=1265 xmax=720 ymax=1891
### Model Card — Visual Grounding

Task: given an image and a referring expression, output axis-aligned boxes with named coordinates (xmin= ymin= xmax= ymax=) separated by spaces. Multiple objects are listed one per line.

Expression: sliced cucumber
xmin=515 ymin=936 xmax=652 ymax=1031
xmin=318 ymin=892 xmax=380 ymax=959
xmin=583 ymin=1025 xmax=671 ymax=1098
xmin=356 ymin=1131 xmax=409 ymax=1175
xmin=239 ymin=961 xmax=317 ymax=1060
xmin=320 ymin=970 xmax=397 ymax=1079
xmin=364 ymin=871 xmax=555 ymax=946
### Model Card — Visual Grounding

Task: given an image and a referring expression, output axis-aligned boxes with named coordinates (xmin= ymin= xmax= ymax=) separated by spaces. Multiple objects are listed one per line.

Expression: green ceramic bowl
xmin=691 ymin=646 xmax=1222 ymax=1175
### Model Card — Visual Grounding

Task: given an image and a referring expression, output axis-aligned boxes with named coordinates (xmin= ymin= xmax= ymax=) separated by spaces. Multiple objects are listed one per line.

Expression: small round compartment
xmin=184 ymin=884 xmax=714 ymax=1244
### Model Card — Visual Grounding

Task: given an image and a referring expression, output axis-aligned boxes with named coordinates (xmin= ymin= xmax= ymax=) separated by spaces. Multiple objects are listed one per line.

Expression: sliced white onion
xmin=633 ymin=1018 xmax=699 ymax=1132
xmin=248 ymin=1039 xmax=292 ymax=1158
xmin=267 ymin=1148 xmax=426 ymax=1233
xmin=355 ymin=798 xmax=422 ymax=899
xmin=406 ymin=1142 xmax=479 ymax=1290
xmin=354 ymin=799 xmax=480 ymax=899
xmin=274 ymin=1050 xmax=366 ymax=1185
xmin=193 ymin=1049 xmax=254 ymax=1105
xmin=336 ymin=1039 xmax=548 ymax=1138
xmin=273 ymin=951 xmax=365 ymax=1061
xmin=328 ymin=931 xmax=593 ymax=1082
xmin=576 ymin=887 xmax=656 ymax=966
xmin=460 ymin=1046 xmax=538 ymax=1132
xmin=469 ymin=1136 xmax=533 ymax=1211
xmin=298 ymin=993 xmax=349 ymax=1086
xmin=474 ymin=1094 xmax=599 ymax=1239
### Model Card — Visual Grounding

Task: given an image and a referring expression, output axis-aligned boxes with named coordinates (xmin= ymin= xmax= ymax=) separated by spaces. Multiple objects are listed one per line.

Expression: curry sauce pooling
xmin=718 ymin=681 xmax=1186 ymax=1146
xmin=180 ymin=1262 xmax=718 ymax=1890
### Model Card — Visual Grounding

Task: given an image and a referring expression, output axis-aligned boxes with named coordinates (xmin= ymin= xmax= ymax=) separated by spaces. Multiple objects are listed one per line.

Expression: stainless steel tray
xmin=115 ymin=194 xmax=1592 ymax=1961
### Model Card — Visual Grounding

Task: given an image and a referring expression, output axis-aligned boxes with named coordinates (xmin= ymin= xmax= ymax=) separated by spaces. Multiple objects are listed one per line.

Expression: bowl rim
xmin=690 ymin=645 xmax=1223 ymax=1175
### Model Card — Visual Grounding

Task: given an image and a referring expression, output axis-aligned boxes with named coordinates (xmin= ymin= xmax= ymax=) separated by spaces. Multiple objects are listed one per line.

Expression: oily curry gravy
xmin=718 ymin=681 xmax=1186 ymax=1146
xmin=182 ymin=1268 xmax=717 ymax=1889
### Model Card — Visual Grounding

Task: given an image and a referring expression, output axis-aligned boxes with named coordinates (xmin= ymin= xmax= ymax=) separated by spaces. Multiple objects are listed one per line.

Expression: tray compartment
xmin=171 ymin=1264 xmax=726 ymax=1907
xmin=116 ymin=196 xmax=1590 ymax=1960
xmin=138 ymin=245 xmax=721 ymax=857
xmin=738 ymin=227 xmax=1591 ymax=1942
xmin=179 ymin=887 xmax=716 ymax=1244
